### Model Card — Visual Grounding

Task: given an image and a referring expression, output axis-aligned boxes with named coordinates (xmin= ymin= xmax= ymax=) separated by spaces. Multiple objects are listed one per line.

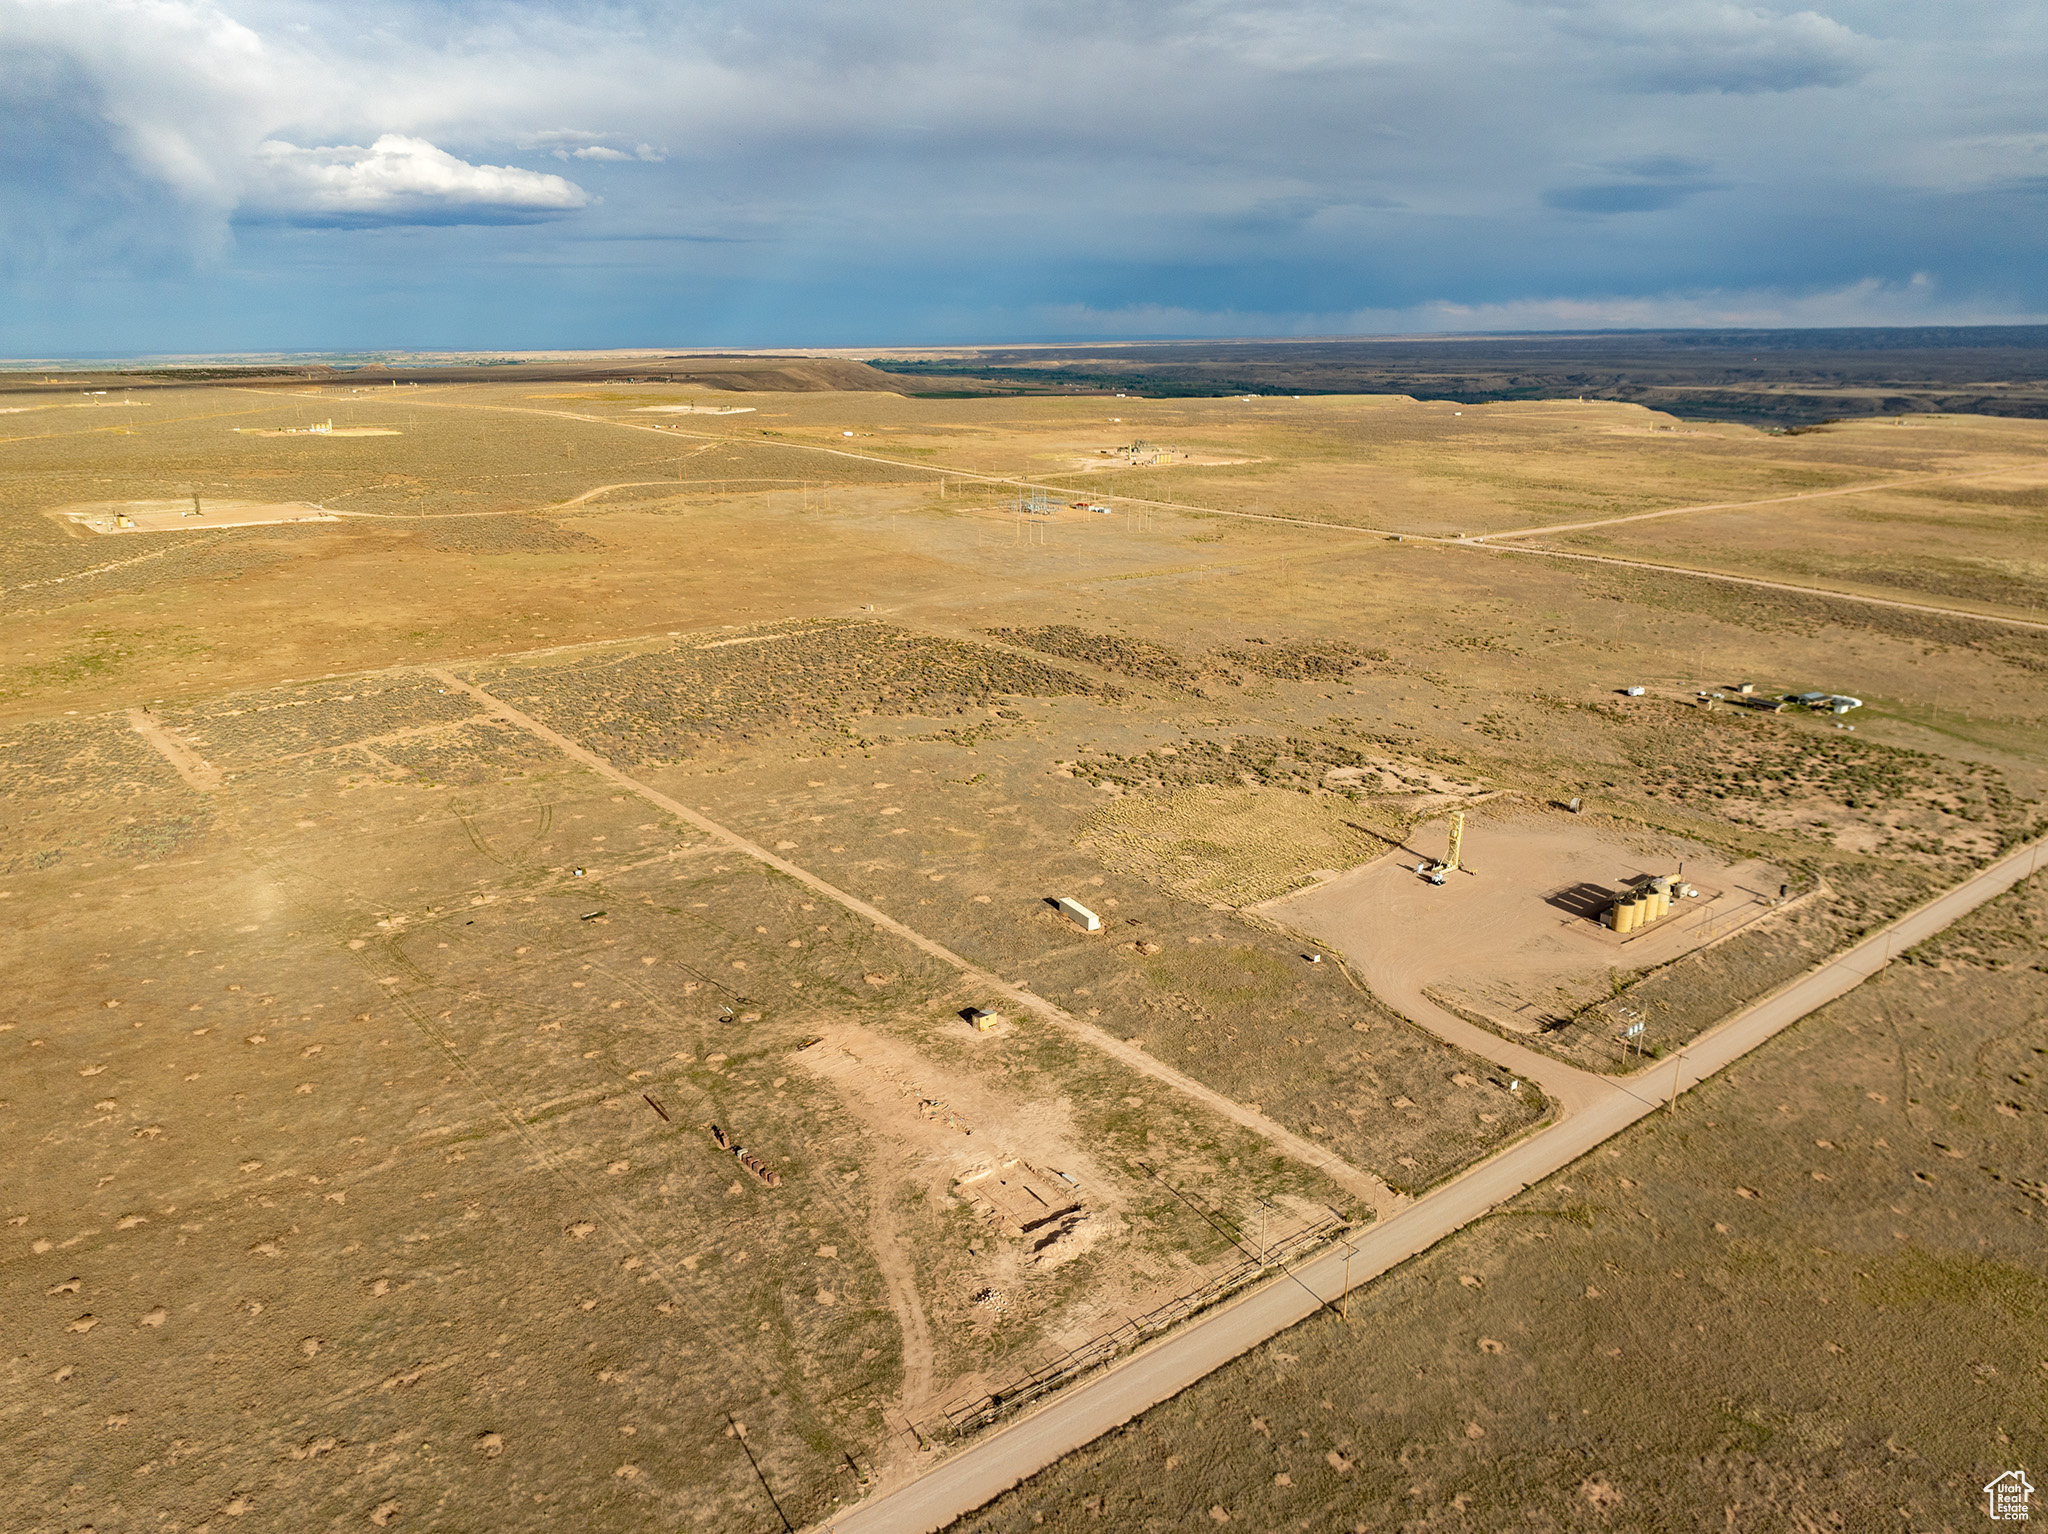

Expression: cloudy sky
xmin=3 ymin=0 xmax=2044 ymax=354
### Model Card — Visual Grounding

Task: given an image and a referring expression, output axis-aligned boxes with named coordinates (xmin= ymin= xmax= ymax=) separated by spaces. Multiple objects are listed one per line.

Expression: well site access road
xmin=424 ymin=667 xmax=1403 ymax=1220
xmin=818 ymin=834 xmax=2048 ymax=1534
xmin=425 ymin=392 xmax=2048 ymax=637
xmin=1462 ymin=460 xmax=2048 ymax=543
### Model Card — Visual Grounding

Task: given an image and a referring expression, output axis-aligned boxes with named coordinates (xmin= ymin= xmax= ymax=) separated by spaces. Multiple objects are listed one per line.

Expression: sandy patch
xmin=232 ymin=426 xmax=400 ymax=437
xmin=793 ymin=1024 xmax=1104 ymax=1195
xmin=1065 ymin=453 xmax=1262 ymax=473
xmin=632 ymin=405 xmax=757 ymax=415
xmin=1260 ymin=812 xmax=1787 ymax=1034
xmin=52 ymin=499 xmax=341 ymax=534
xmin=0 ymin=401 xmax=148 ymax=415
xmin=126 ymin=708 xmax=222 ymax=791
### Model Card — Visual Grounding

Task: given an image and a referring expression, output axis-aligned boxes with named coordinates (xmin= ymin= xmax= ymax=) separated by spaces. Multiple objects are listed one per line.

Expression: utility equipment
xmin=1424 ymin=811 xmax=1466 ymax=881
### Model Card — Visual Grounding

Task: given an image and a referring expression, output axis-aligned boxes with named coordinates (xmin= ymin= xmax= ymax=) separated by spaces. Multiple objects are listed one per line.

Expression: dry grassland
xmin=3 ymin=380 xmax=2046 ymax=1531
xmin=955 ymin=868 xmax=2048 ymax=1534
xmin=2 ymin=669 xmax=1358 ymax=1530
xmin=1084 ymin=784 xmax=1393 ymax=907
xmin=1531 ymin=447 xmax=2048 ymax=624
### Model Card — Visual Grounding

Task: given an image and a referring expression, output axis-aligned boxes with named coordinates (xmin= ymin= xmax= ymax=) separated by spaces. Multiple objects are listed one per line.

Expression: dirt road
xmin=416 ymin=395 xmax=2048 ymax=636
xmin=424 ymin=668 xmax=1401 ymax=1217
xmin=1455 ymin=541 xmax=2048 ymax=634
xmin=816 ymin=833 xmax=2048 ymax=1533
xmin=1359 ymin=979 xmax=1606 ymax=1114
xmin=125 ymin=706 xmax=222 ymax=791
xmin=1467 ymin=460 xmax=2048 ymax=543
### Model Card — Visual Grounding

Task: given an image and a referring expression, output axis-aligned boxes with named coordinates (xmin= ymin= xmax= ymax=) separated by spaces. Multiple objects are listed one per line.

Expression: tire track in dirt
xmin=1354 ymin=973 xmax=1612 ymax=1118
xmin=1457 ymin=541 xmax=2048 ymax=634
xmin=1469 ymin=458 xmax=2048 ymax=542
xmin=10 ymin=536 xmax=228 ymax=597
xmin=862 ymin=1179 xmax=936 ymax=1441
xmin=126 ymin=706 xmax=223 ymax=790
xmin=554 ymin=468 xmax=714 ymax=508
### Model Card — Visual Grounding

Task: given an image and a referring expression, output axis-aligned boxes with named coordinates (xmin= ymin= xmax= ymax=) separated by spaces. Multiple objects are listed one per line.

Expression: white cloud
xmin=526 ymin=131 xmax=668 ymax=164
xmin=1580 ymin=4 xmax=1872 ymax=95
xmin=242 ymin=135 xmax=589 ymax=224
xmin=3 ymin=0 xmax=2045 ymax=337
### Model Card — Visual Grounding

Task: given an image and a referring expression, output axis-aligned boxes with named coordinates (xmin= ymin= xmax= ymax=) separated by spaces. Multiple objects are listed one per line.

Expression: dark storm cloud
xmin=1544 ymin=154 xmax=1723 ymax=216
xmin=1543 ymin=183 xmax=1702 ymax=215
xmin=0 ymin=0 xmax=2043 ymax=349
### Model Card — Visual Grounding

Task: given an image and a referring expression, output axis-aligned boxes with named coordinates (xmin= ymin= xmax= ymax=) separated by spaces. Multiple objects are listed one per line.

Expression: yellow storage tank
xmin=1614 ymin=896 xmax=1640 ymax=934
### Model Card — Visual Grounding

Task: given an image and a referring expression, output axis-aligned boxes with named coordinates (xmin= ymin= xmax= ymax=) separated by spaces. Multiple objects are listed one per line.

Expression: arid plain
xmin=4 ymin=369 xmax=2044 ymax=1531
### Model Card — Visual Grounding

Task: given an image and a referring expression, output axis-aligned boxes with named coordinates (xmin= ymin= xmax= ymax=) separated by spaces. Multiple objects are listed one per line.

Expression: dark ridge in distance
xmin=870 ymin=327 xmax=2048 ymax=425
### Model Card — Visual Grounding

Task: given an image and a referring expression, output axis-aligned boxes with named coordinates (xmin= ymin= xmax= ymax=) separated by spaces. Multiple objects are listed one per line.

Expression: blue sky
xmin=3 ymin=0 xmax=2045 ymax=355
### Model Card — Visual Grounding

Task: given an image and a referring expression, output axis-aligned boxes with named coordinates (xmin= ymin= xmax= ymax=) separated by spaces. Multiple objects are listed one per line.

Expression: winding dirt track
xmin=1453 ymin=541 xmax=2048 ymax=633
xmin=1465 ymin=460 xmax=2048 ymax=542
xmin=419 ymin=393 xmax=2048 ymax=636
xmin=819 ymin=834 xmax=2048 ymax=1533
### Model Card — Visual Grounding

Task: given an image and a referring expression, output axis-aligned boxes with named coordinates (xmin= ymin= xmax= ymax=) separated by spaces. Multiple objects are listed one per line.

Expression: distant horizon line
xmin=8 ymin=321 xmax=2048 ymax=370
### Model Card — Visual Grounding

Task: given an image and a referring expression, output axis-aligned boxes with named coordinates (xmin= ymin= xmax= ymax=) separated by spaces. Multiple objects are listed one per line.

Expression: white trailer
xmin=1055 ymin=898 xmax=1102 ymax=932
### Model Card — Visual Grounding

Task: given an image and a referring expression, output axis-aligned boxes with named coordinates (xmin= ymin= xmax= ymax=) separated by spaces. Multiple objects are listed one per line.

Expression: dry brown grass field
xmin=956 ymin=868 xmax=2048 ymax=1533
xmin=1527 ymin=441 xmax=2048 ymax=625
xmin=3 ymin=376 xmax=2044 ymax=1531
